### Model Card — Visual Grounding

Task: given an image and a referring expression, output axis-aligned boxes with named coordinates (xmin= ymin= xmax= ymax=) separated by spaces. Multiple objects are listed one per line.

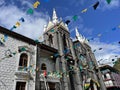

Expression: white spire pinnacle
xmin=75 ymin=27 xmax=83 ymax=41
xmin=75 ymin=27 xmax=89 ymax=44
xmin=43 ymin=25 xmax=47 ymax=32
xmin=52 ymin=8 xmax=58 ymax=24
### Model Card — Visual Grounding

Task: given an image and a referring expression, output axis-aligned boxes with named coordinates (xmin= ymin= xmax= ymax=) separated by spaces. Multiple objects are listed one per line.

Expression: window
xmin=49 ymin=34 xmax=53 ymax=44
xmin=63 ymin=34 xmax=67 ymax=49
xmin=106 ymin=73 xmax=111 ymax=79
xmin=104 ymin=74 xmax=107 ymax=80
xmin=16 ymin=82 xmax=26 ymax=90
xmin=41 ymin=63 xmax=47 ymax=70
xmin=19 ymin=53 xmax=28 ymax=70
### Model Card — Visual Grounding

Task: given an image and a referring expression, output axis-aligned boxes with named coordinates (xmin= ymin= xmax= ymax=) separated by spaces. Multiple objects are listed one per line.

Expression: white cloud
xmin=20 ymin=0 xmax=33 ymax=8
xmin=100 ymin=0 xmax=120 ymax=10
xmin=0 ymin=4 xmax=49 ymax=41
xmin=89 ymin=39 xmax=120 ymax=66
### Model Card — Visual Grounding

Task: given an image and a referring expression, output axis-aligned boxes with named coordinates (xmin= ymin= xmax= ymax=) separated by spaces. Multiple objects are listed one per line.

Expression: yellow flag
xmin=33 ymin=1 xmax=40 ymax=8
xmin=15 ymin=22 xmax=20 ymax=27
xmin=81 ymin=8 xmax=87 ymax=13
xmin=1 ymin=36 xmax=5 ymax=42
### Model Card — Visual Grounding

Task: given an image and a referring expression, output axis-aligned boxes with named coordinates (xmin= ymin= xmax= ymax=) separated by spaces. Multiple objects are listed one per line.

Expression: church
xmin=0 ymin=9 xmax=106 ymax=90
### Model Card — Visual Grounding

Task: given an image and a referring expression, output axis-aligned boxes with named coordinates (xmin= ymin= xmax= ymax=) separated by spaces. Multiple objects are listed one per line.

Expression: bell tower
xmin=43 ymin=9 xmax=70 ymax=50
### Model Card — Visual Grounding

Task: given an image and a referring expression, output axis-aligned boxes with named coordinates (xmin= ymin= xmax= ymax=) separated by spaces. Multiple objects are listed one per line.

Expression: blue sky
xmin=0 ymin=0 xmax=120 ymax=65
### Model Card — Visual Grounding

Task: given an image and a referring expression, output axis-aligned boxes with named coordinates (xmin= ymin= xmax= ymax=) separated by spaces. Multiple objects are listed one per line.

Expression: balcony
xmin=15 ymin=66 xmax=34 ymax=80
xmin=39 ymin=71 xmax=61 ymax=83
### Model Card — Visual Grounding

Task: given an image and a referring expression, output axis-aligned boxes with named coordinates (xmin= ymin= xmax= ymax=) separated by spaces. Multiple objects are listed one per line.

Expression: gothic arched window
xmin=19 ymin=53 xmax=28 ymax=67
xmin=63 ymin=34 xmax=67 ymax=49
xmin=49 ymin=34 xmax=53 ymax=44
xmin=41 ymin=63 xmax=47 ymax=70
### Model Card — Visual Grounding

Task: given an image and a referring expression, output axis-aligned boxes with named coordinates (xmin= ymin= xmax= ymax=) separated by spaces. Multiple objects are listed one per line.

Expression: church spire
xmin=75 ymin=27 xmax=84 ymax=43
xmin=52 ymin=8 xmax=58 ymax=24
xmin=75 ymin=27 xmax=82 ymax=40
xmin=75 ymin=27 xmax=89 ymax=44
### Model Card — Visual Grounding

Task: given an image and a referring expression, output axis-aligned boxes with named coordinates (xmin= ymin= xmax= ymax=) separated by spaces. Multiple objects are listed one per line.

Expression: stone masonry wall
xmin=0 ymin=33 xmax=36 ymax=90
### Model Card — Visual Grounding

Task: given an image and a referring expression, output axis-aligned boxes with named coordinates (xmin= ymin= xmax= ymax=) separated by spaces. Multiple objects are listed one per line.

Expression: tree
xmin=113 ymin=58 xmax=120 ymax=72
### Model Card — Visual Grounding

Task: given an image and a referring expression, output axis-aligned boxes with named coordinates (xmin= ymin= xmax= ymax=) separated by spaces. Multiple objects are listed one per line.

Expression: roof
xmin=99 ymin=65 xmax=120 ymax=73
xmin=0 ymin=26 xmax=36 ymax=45
xmin=0 ymin=26 xmax=58 ymax=53
xmin=38 ymin=43 xmax=58 ymax=53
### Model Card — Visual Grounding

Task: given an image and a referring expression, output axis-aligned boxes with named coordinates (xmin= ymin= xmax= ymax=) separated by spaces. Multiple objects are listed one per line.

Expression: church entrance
xmin=48 ymin=82 xmax=55 ymax=90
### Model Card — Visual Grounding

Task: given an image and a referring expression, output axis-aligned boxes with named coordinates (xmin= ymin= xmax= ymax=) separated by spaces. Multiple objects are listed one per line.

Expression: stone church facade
xmin=0 ymin=9 xmax=106 ymax=90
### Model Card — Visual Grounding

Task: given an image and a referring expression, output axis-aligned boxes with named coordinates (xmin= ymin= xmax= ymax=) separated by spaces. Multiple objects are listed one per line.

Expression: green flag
xmin=73 ymin=15 xmax=78 ymax=21
xmin=50 ymin=29 xmax=54 ymax=32
xmin=21 ymin=47 xmax=26 ymax=51
xmin=27 ymin=8 xmax=34 ymax=14
xmin=106 ymin=0 xmax=111 ymax=4
xmin=79 ymin=66 xmax=83 ymax=70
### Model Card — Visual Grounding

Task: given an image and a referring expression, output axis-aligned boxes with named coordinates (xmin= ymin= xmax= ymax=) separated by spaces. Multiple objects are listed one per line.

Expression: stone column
xmin=53 ymin=32 xmax=58 ymax=49
xmin=86 ymin=52 xmax=98 ymax=80
xmin=69 ymin=38 xmax=83 ymax=90
xmin=58 ymin=32 xmax=69 ymax=90
xmin=56 ymin=57 xmax=60 ymax=72
xmin=35 ymin=46 xmax=40 ymax=90
xmin=91 ymin=53 xmax=107 ymax=90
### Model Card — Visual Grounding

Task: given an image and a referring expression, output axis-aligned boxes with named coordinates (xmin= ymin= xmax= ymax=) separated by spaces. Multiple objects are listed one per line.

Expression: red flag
xmin=43 ymin=70 xmax=47 ymax=77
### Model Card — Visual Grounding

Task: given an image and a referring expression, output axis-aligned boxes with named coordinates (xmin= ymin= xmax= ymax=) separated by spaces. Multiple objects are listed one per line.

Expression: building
xmin=0 ymin=9 xmax=106 ymax=90
xmin=100 ymin=65 xmax=120 ymax=90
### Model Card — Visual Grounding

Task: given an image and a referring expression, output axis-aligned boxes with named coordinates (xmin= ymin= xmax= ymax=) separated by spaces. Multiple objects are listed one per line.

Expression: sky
xmin=0 ymin=0 xmax=120 ymax=66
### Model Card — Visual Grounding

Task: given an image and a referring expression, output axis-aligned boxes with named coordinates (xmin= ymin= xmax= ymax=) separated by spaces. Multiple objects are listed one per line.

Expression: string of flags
xmin=63 ymin=0 xmax=119 ymax=43
xmin=88 ymin=23 xmax=120 ymax=42
xmin=0 ymin=46 xmax=33 ymax=61
xmin=93 ymin=47 xmax=103 ymax=52
xmin=65 ymin=0 xmax=112 ymax=25
xmin=1 ymin=1 xmax=41 ymax=43
xmin=0 ymin=0 xmax=119 ymax=44
xmin=98 ymin=55 xmax=119 ymax=65
xmin=10 ymin=1 xmax=40 ymax=31
xmin=0 ymin=47 xmax=98 ymax=79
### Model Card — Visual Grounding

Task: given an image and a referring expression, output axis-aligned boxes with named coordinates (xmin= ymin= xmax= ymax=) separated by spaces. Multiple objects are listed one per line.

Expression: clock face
xmin=5 ymin=49 xmax=12 ymax=56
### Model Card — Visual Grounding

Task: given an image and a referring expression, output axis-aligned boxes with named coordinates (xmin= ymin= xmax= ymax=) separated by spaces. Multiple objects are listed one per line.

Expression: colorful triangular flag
xmin=73 ymin=15 xmax=78 ymax=21
xmin=0 ymin=40 xmax=4 ymax=46
xmin=106 ymin=0 xmax=112 ymax=4
xmin=1 ymin=36 xmax=5 ymax=43
xmin=118 ymin=41 xmax=120 ymax=44
xmin=15 ymin=22 xmax=20 ymax=27
xmin=10 ymin=25 xmax=16 ymax=31
xmin=33 ymin=1 xmax=40 ymax=8
xmin=112 ymin=27 xmax=116 ymax=31
xmin=4 ymin=34 xmax=8 ymax=41
xmin=93 ymin=49 xmax=96 ymax=52
xmin=81 ymin=8 xmax=88 ymax=13
xmin=65 ymin=20 xmax=70 ymax=25
xmin=93 ymin=1 xmax=99 ymax=10
xmin=99 ymin=48 xmax=102 ymax=50
xmin=50 ymin=29 xmax=54 ymax=32
xmin=27 ymin=8 xmax=34 ymax=14
xmin=19 ymin=17 xmax=25 ymax=22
